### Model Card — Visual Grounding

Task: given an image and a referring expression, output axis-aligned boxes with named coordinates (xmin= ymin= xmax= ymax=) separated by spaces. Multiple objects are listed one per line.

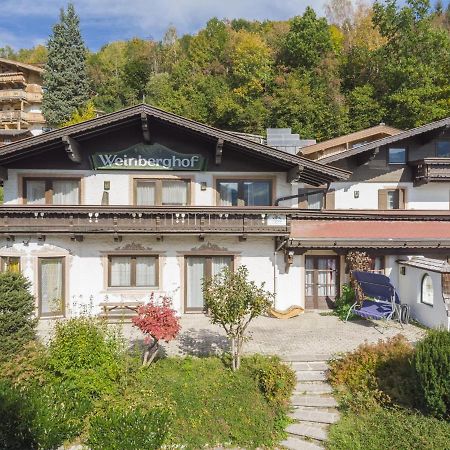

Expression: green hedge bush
xmin=414 ymin=329 xmax=450 ymax=418
xmin=328 ymin=335 xmax=416 ymax=411
xmin=0 ymin=272 xmax=37 ymax=363
xmin=243 ymin=354 xmax=296 ymax=407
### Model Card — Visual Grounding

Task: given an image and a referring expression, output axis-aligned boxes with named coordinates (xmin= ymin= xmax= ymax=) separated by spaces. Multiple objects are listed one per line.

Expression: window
xmin=1 ymin=256 xmax=20 ymax=273
xmin=421 ymin=273 xmax=434 ymax=305
xmin=24 ymin=178 xmax=80 ymax=205
xmin=388 ymin=148 xmax=406 ymax=164
xmin=217 ymin=180 xmax=272 ymax=206
xmin=298 ymin=188 xmax=325 ymax=209
xmin=378 ymin=188 xmax=405 ymax=210
xmin=368 ymin=256 xmax=385 ymax=274
xmin=436 ymin=140 xmax=450 ymax=158
xmin=135 ymin=179 xmax=190 ymax=206
xmin=185 ymin=255 xmax=233 ymax=311
xmin=108 ymin=255 xmax=158 ymax=287
xmin=39 ymin=257 xmax=65 ymax=317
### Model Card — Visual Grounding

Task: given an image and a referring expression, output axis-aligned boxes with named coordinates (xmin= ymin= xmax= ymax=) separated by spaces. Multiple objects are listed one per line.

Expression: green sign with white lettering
xmin=91 ymin=143 xmax=207 ymax=171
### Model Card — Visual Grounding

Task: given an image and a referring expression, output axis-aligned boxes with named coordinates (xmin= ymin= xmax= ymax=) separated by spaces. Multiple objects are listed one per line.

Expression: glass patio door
xmin=305 ymin=255 xmax=338 ymax=309
xmin=185 ymin=256 xmax=233 ymax=312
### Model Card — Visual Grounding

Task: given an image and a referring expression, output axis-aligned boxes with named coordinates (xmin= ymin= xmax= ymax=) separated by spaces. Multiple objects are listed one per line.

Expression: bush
xmin=333 ymin=283 xmax=356 ymax=321
xmin=414 ymin=329 xmax=450 ymax=418
xmin=328 ymin=406 xmax=450 ymax=450
xmin=243 ymin=354 xmax=296 ymax=407
xmin=87 ymin=394 xmax=172 ymax=450
xmin=47 ymin=317 xmax=125 ymax=399
xmin=328 ymin=335 xmax=416 ymax=411
xmin=0 ymin=272 xmax=37 ymax=362
xmin=0 ymin=380 xmax=36 ymax=450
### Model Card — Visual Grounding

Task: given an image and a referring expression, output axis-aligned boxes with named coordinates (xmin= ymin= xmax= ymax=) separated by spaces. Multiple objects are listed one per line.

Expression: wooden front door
xmin=305 ymin=255 xmax=339 ymax=309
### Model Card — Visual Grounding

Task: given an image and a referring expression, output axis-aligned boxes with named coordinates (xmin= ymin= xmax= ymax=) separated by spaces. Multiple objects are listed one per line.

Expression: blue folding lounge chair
xmin=345 ymin=271 xmax=401 ymax=324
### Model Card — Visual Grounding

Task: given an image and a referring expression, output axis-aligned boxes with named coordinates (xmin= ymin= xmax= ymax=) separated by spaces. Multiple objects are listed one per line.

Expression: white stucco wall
xmin=0 ymin=235 xmax=303 ymax=317
xmin=398 ymin=264 xmax=449 ymax=330
xmin=330 ymin=181 xmax=450 ymax=210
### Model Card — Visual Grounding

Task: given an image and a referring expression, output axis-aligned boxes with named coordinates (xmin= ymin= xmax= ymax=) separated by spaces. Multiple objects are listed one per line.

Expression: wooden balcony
xmin=411 ymin=158 xmax=450 ymax=185
xmin=0 ymin=110 xmax=27 ymax=123
xmin=0 ymin=206 xmax=292 ymax=238
xmin=0 ymin=72 xmax=26 ymax=85
xmin=0 ymin=89 xmax=42 ymax=103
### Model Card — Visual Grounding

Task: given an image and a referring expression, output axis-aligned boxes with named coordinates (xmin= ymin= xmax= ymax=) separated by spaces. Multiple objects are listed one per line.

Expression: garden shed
xmin=398 ymin=257 xmax=450 ymax=331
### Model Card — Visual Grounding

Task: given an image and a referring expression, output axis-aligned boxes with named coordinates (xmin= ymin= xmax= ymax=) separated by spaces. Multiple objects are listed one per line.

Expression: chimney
xmin=266 ymin=128 xmax=316 ymax=154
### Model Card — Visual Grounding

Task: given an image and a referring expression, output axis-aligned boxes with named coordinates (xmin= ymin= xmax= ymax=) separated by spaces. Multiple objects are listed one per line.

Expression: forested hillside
xmin=2 ymin=0 xmax=450 ymax=141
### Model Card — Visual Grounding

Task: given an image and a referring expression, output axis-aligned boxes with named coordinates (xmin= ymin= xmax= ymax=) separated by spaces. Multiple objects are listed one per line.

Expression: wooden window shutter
xmin=398 ymin=188 xmax=405 ymax=209
xmin=325 ymin=189 xmax=335 ymax=210
xmin=378 ymin=189 xmax=388 ymax=210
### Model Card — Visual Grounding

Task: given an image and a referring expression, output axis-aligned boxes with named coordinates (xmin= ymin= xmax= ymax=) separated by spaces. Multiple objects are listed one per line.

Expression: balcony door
xmin=305 ymin=255 xmax=339 ymax=309
xmin=185 ymin=256 xmax=233 ymax=312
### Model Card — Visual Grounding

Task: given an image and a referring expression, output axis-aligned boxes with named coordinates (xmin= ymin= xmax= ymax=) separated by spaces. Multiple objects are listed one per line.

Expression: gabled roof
xmin=0 ymin=58 xmax=44 ymax=74
xmin=0 ymin=103 xmax=350 ymax=185
xmin=300 ymin=124 xmax=402 ymax=157
xmin=320 ymin=116 xmax=450 ymax=164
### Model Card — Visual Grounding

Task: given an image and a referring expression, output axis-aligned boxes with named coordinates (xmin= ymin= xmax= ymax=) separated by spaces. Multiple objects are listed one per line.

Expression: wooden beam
xmin=62 ymin=135 xmax=82 ymax=163
xmin=287 ymin=164 xmax=304 ymax=183
xmin=141 ymin=112 xmax=151 ymax=144
xmin=0 ymin=166 xmax=8 ymax=180
xmin=215 ymin=138 xmax=224 ymax=165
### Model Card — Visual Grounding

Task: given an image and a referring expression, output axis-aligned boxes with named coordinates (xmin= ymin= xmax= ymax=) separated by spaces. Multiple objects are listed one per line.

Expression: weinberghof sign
xmin=91 ymin=143 xmax=207 ymax=171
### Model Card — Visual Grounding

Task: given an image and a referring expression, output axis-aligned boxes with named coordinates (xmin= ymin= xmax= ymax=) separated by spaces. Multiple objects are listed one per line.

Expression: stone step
xmin=280 ymin=435 xmax=324 ymax=450
xmin=291 ymin=394 xmax=337 ymax=407
xmin=286 ymin=421 xmax=329 ymax=442
xmin=284 ymin=354 xmax=331 ymax=362
xmin=290 ymin=407 xmax=340 ymax=424
xmin=295 ymin=382 xmax=333 ymax=394
xmin=296 ymin=370 xmax=327 ymax=382
xmin=291 ymin=361 xmax=328 ymax=371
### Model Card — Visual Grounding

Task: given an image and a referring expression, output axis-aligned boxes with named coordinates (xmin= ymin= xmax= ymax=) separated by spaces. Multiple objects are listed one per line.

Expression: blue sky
xmin=0 ymin=0 xmax=332 ymax=51
xmin=0 ymin=0 xmax=449 ymax=52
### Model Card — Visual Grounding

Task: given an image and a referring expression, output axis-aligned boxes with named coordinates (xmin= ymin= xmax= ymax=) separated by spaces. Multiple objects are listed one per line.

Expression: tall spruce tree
xmin=42 ymin=3 xmax=90 ymax=127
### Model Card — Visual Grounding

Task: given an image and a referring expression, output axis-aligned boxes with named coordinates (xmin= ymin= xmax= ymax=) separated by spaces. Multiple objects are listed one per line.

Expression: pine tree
xmin=42 ymin=3 xmax=90 ymax=128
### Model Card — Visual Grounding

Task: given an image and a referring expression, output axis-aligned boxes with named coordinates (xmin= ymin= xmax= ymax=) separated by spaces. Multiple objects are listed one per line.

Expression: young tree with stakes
xmin=203 ymin=265 xmax=272 ymax=371
xmin=42 ymin=3 xmax=90 ymax=128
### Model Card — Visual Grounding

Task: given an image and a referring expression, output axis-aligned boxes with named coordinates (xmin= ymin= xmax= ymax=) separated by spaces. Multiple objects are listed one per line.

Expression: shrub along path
xmin=281 ymin=356 xmax=338 ymax=450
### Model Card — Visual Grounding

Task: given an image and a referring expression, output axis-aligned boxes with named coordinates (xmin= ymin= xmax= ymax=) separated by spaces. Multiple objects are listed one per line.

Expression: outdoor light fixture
xmin=200 ymin=182 xmax=207 ymax=191
xmin=104 ymin=181 xmax=110 ymax=190
xmin=354 ymin=191 xmax=360 ymax=199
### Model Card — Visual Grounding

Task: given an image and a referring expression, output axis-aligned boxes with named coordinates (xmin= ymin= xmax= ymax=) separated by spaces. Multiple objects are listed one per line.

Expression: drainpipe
xmin=273 ymin=237 xmax=288 ymax=309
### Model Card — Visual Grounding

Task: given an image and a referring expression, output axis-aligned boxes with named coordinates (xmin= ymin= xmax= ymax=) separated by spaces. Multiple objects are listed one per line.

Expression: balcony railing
xmin=410 ymin=158 xmax=450 ymax=185
xmin=0 ymin=110 xmax=26 ymax=122
xmin=0 ymin=206 xmax=292 ymax=236
xmin=0 ymin=89 xmax=42 ymax=103
xmin=0 ymin=72 xmax=26 ymax=85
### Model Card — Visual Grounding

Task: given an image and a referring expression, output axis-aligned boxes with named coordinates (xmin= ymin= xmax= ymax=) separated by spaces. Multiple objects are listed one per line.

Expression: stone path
xmin=280 ymin=355 xmax=338 ymax=450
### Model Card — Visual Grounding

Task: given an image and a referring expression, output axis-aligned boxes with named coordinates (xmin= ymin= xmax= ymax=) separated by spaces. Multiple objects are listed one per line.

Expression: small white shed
xmin=398 ymin=257 xmax=450 ymax=331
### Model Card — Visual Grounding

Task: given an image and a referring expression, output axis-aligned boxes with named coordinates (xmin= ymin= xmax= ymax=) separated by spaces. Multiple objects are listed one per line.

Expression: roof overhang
xmin=0 ymin=104 xmax=350 ymax=186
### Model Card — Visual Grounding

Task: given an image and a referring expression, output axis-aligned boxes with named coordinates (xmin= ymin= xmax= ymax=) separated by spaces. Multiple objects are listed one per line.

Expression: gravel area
xmin=38 ymin=311 xmax=425 ymax=360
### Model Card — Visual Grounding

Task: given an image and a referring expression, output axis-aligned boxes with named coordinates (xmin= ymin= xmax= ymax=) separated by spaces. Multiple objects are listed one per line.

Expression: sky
xmin=0 ymin=0 xmax=332 ymax=51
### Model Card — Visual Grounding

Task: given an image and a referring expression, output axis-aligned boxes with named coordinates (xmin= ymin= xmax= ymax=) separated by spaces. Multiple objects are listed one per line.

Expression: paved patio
xmin=38 ymin=311 xmax=425 ymax=360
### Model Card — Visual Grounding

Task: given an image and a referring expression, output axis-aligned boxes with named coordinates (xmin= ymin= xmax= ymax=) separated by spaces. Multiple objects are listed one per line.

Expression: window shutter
xmin=398 ymin=189 xmax=405 ymax=209
xmin=378 ymin=189 xmax=388 ymax=209
xmin=325 ymin=189 xmax=335 ymax=210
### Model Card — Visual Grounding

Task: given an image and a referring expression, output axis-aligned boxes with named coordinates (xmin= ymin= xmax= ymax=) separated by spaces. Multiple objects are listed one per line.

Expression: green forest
xmin=2 ymin=0 xmax=450 ymax=141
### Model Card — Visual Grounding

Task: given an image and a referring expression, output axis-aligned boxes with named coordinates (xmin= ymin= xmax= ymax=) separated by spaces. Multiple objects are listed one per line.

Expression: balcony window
xmin=135 ymin=179 xmax=190 ymax=206
xmin=298 ymin=188 xmax=325 ymax=209
xmin=388 ymin=147 xmax=406 ymax=164
xmin=436 ymin=140 xmax=450 ymax=158
xmin=24 ymin=178 xmax=80 ymax=205
xmin=108 ymin=255 xmax=158 ymax=288
xmin=217 ymin=180 xmax=272 ymax=206
xmin=378 ymin=188 xmax=405 ymax=210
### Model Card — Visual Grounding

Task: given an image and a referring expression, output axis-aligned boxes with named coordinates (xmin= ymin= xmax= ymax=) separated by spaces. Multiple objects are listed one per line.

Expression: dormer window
xmin=388 ymin=147 xmax=406 ymax=164
xmin=436 ymin=140 xmax=450 ymax=158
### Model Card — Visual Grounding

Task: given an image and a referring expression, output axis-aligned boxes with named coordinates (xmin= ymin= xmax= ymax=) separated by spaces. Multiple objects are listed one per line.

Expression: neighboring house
xmin=0 ymin=58 xmax=46 ymax=147
xmin=288 ymin=118 xmax=450 ymax=323
xmin=300 ymin=123 xmax=403 ymax=162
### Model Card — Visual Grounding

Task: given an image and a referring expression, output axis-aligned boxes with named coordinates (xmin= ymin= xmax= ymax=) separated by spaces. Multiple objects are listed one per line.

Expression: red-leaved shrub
xmin=132 ymin=294 xmax=180 ymax=365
